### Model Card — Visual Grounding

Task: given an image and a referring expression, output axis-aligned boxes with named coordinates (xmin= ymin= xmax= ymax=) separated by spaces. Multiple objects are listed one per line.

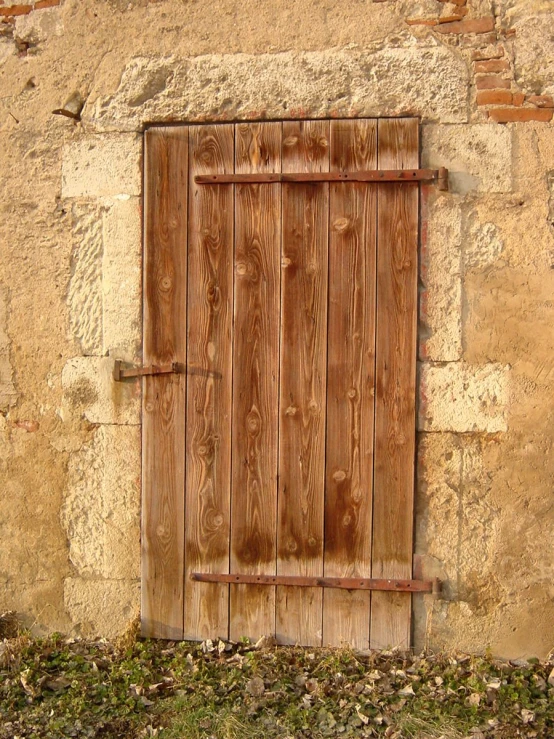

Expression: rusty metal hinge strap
xmin=195 ymin=168 xmax=448 ymax=190
xmin=191 ymin=572 xmax=441 ymax=594
xmin=113 ymin=360 xmax=183 ymax=381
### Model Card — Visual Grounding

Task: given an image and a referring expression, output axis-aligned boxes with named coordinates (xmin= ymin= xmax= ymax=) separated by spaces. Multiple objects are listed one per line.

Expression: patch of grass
xmin=1 ymin=630 xmax=553 ymax=738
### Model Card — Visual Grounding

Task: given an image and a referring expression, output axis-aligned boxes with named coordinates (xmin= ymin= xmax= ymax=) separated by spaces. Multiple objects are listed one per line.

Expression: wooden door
xmin=142 ymin=118 xmax=419 ymax=649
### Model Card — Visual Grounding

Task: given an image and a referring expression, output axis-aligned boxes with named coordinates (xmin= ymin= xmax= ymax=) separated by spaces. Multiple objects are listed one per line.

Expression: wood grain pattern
xmin=230 ymin=122 xmax=281 ymax=641
xmin=142 ymin=127 xmax=188 ymax=639
xmin=323 ymin=119 xmax=377 ymax=649
xmin=276 ymin=120 xmax=329 ymax=646
xmin=370 ymin=118 xmax=419 ymax=650
xmin=184 ymin=124 xmax=234 ymax=640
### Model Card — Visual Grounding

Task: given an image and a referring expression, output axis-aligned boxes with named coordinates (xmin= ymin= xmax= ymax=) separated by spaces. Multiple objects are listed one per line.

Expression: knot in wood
xmin=246 ymin=408 xmax=261 ymax=434
xmin=209 ymin=511 xmax=224 ymax=529
xmin=333 ymin=217 xmax=350 ymax=232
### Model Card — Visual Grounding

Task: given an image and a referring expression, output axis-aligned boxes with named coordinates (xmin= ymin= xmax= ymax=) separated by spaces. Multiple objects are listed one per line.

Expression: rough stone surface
xmin=465 ymin=220 xmax=504 ymax=269
xmin=102 ymin=197 xmax=142 ymax=360
xmin=84 ymin=47 xmax=469 ymax=132
xmin=0 ymin=39 xmax=15 ymax=65
xmin=67 ymin=203 xmax=105 ymax=355
xmin=423 ymin=124 xmax=513 ymax=194
xmin=14 ymin=7 xmax=63 ymax=45
xmin=64 ymin=578 xmax=140 ymax=638
xmin=419 ymin=363 xmax=510 ymax=433
xmin=61 ymin=135 xmax=142 ymax=198
xmin=0 ymin=287 xmax=17 ymax=411
xmin=420 ymin=194 xmax=462 ymax=361
xmin=504 ymin=3 xmax=554 ymax=96
xmin=61 ymin=357 xmax=140 ymax=425
xmin=61 ymin=425 xmax=140 ymax=579
xmin=415 ymin=431 xmax=554 ymax=658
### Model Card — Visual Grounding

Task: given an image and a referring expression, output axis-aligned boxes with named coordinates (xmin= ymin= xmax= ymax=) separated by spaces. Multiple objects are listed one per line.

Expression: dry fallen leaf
xmin=246 ymin=676 xmax=265 ymax=697
xmin=398 ymin=684 xmax=415 ymax=696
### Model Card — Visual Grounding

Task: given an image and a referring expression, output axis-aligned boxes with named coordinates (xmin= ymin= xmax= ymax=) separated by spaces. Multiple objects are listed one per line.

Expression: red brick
xmin=474 ymin=59 xmax=510 ymax=73
xmin=512 ymin=92 xmax=525 ymax=106
xmin=34 ymin=0 xmax=60 ymax=7
xmin=471 ymin=47 xmax=505 ymax=61
xmin=489 ymin=108 xmax=553 ymax=123
xmin=476 ymin=90 xmax=512 ymax=106
xmin=475 ymin=75 xmax=511 ymax=90
xmin=527 ymin=95 xmax=554 ymax=108
xmin=0 ymin=4 xmax=32 ymax=15
xmin=436 ymin=17 xmax=495 ymax=34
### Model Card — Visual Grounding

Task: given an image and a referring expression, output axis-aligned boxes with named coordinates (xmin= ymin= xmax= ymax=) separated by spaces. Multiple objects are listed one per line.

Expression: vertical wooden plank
xmin=276 ymin=120 xmax=329 ymax=646
xmin=230 ymin=123 xmax=281 ymax=642
xmin=371 ymin=118 xmax=419 ymax=650
xmin=184 ymin=124 xmax=234 ymax=640
xmin=142 ymin=127 xmax=188 ymax=639
xmin=323 ymin=119 xmax=377 ymax=649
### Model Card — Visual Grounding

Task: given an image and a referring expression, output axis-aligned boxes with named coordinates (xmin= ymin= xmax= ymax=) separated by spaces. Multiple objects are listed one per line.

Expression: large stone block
xmin=419 ymin=362 xmax=510 ymax=432
xmin=64 ymin=578 xmax=140 ymax=638
xmin=102 ymin=198 xmax=142 ymax=360
xmin=67 ymin=203 xmax=104 ymax=355
xmin=61 ymin=425 xmax=140 ymax=579
xmin=504 ymin=3 xmax=554 ymax=96
xmin=84 ymin=46 xmax=469 ymax=131
xmin=420 ymin=195 xmax=462 ymax=361
xmin=61 ymin=356 xmax=140 ymax=425
xmin=61 ymin=134 xmax=141 ymax=198
xmin=422 ymin=124 xmax=512 ymax=194
xmin=415 ymin=432 xmax=462 ymax=584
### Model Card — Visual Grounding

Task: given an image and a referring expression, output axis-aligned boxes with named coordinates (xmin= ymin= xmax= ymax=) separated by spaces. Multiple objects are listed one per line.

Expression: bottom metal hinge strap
xmin=191 ymin=572 xmax=441 ymax=594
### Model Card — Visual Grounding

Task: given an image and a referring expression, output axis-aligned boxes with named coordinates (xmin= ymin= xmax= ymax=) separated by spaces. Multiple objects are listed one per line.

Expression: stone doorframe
xmin=58 ymin=48 xmax=510 ymax=641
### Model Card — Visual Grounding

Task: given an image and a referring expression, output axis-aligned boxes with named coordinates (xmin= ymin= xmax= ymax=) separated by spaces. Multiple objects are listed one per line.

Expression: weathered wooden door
xmin=142 ymin=119 xmax=419 ymax=649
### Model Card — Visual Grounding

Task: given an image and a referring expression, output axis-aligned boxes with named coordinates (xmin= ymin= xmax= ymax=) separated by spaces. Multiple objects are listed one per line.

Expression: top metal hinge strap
xmin=194 ymin=167 xmax=449 ymax=190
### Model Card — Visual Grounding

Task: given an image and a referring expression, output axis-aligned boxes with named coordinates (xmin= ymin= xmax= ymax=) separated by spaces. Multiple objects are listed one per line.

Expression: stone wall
xmin=0 ymin=0 xmax=553 ymax=658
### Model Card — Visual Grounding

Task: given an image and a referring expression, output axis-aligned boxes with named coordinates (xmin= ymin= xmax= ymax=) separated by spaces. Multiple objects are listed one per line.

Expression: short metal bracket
xmin=113 ymin=360 xmax=183 ymax=381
